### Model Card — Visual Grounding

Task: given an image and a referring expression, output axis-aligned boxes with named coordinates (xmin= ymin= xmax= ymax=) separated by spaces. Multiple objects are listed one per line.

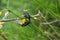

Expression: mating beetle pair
xmin=20 ymin=11 xmax=30 ymax=26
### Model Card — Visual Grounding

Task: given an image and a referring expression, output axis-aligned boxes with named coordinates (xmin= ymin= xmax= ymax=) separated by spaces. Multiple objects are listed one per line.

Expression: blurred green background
xmin=0 ymin=0 xmax=60 ymax=40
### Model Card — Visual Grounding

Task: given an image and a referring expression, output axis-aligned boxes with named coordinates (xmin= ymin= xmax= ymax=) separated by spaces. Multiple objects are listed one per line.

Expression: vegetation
xmin=0 ymin=0 xmax=60 ymax=40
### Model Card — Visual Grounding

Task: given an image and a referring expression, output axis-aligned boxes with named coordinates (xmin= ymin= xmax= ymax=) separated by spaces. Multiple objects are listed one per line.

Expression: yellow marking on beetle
xmin=20 ymin=18 xmax=27 ymax=25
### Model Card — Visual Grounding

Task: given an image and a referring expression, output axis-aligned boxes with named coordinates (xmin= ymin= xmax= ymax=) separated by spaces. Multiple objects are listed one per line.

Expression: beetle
xmin=20 ymin=11 xmax=30 ymax=26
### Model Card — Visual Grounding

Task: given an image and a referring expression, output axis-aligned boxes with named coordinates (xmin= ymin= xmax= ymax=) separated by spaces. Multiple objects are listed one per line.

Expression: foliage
xmin=0 ymin=0 xmax=60 ymax=40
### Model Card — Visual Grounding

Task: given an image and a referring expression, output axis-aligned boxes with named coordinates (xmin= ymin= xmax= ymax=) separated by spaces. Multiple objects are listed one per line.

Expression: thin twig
xmin=0 ymin=13 xmax=40 ymax=22
xmin=0 ymin=11 xmax=59 ymax=25
xmin=41 ymin=20 xmax=60 ymax=25
xmin=0 ymin=18 xmax=19 ymax=22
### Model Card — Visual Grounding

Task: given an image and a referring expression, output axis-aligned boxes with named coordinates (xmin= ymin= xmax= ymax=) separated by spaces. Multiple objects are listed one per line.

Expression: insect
xmin=20 ymin=11 xmax=30 ymax=26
